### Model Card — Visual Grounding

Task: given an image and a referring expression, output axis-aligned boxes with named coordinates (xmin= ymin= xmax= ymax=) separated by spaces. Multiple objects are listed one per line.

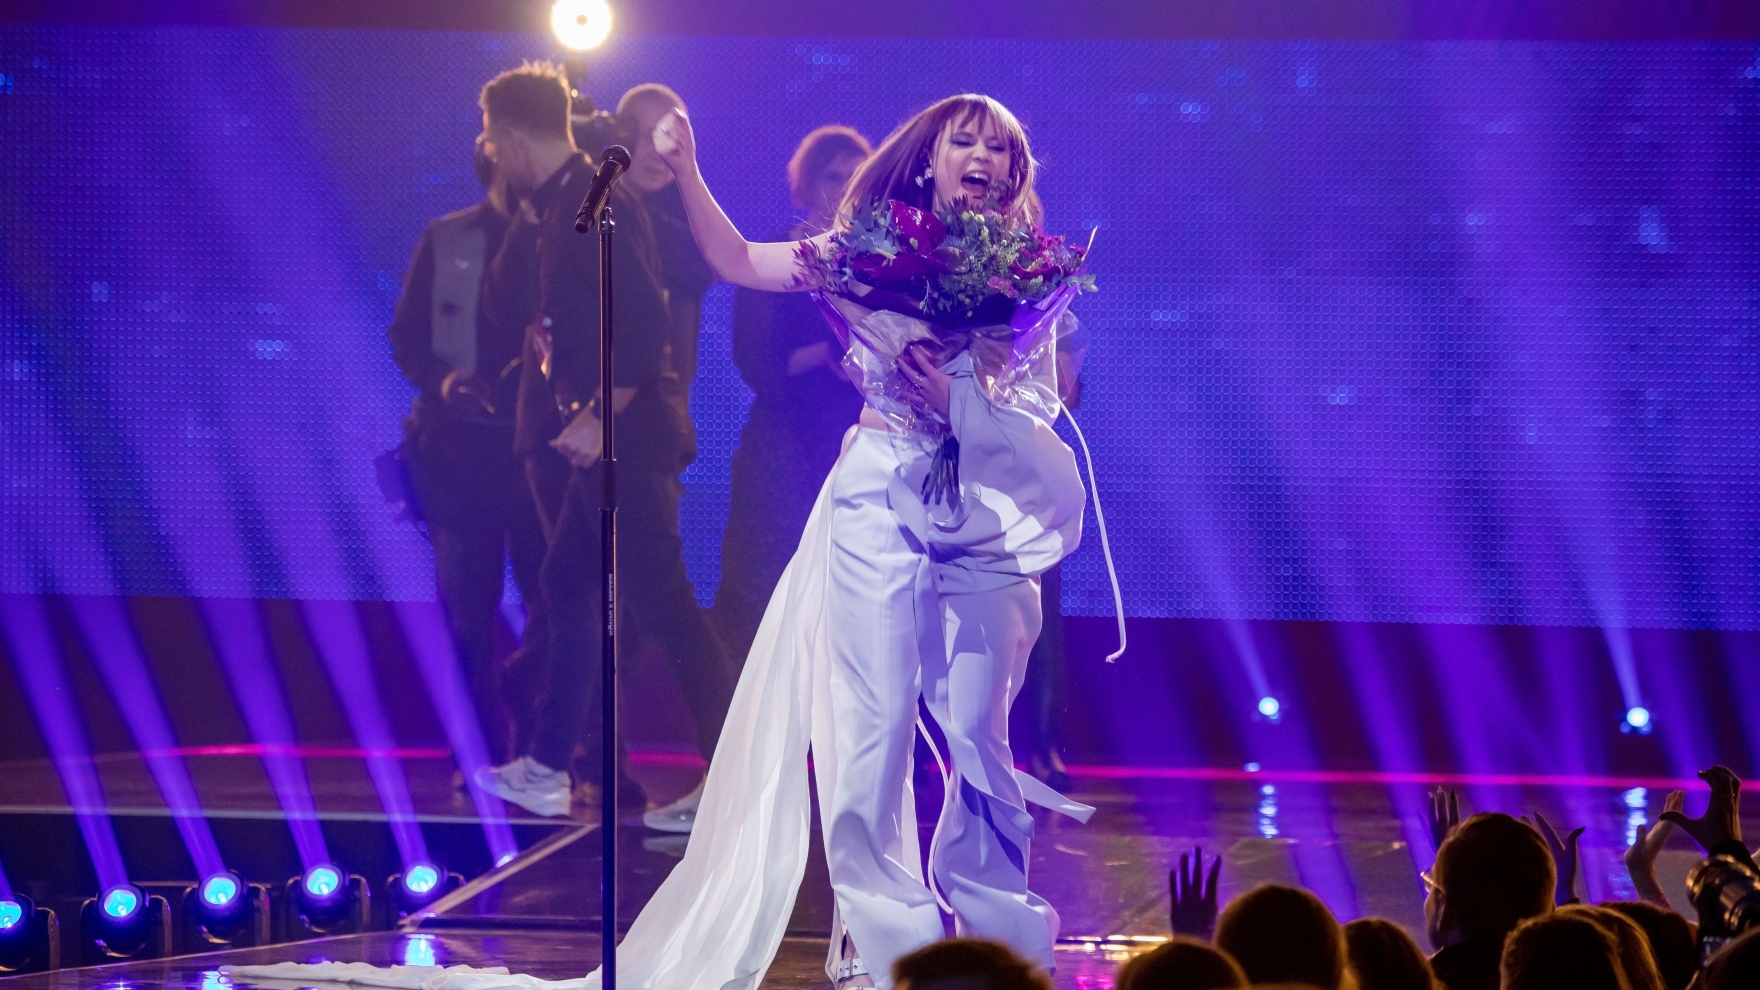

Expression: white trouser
xmin=814 ymin=426 xmax=1055 ymax=984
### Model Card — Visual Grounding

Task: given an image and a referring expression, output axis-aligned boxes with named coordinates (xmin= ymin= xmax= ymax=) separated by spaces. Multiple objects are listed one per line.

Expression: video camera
xmin=1689 ymin=853 xmax=1760 ymax=965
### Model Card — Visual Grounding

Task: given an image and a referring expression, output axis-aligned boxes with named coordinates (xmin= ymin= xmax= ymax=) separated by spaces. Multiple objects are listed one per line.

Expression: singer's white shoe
xmin=641 ymin=776 xmax=706 ymax=834
xmin=474 ymin=757 xmax=570 ymax=818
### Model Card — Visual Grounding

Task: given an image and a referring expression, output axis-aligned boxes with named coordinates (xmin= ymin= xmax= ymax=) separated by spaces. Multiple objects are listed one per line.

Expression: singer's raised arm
xmin=653 ymin=108 xmax=827 ymax=293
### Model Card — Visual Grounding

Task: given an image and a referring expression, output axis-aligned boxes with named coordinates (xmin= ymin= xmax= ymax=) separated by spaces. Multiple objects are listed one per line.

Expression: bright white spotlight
xmin=551 ymin=0 xmax=613 ymax=51
xmin=1257 ymin=696 xmax=1282 ymax=720
xmin=1625 ymin=706 xmax=1650 ymax=729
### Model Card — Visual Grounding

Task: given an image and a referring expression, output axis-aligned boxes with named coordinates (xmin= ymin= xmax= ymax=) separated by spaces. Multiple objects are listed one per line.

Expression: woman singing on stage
xmin=602 ymin=93 xmax=1098 ymax=990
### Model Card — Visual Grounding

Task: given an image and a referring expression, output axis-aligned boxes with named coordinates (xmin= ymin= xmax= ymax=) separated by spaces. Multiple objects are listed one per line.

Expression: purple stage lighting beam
xmin=299 ymin=600 xmax=430 ymax=870
xmin=198 ymin=598 xmax=331 ymax=869
xmin=1329 ymin=624 xmax=1438 ymax=866
xmin=393 ymin=600 xmax=517 ymax=865
xmin=0 ymin=595 xmax=131 ymax=890
xmin=66 ymin=596 xmax=228 ymax=879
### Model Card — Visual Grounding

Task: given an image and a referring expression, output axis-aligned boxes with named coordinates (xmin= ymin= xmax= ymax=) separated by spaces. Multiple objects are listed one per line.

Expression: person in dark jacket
xmin=388 ymin=135 xmax=548 ymax=768
xmin=711 ymin=127 xmax=870 ymax=669
xmin=471 ymin=63 xmax=733 ymax=818
xmin=616 ymin=85 xmax=716 ymax=460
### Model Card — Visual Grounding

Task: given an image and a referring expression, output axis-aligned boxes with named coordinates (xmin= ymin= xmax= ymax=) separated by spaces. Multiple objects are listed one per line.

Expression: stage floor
xmin=0 ymin=753 xmax=1745 ymax=988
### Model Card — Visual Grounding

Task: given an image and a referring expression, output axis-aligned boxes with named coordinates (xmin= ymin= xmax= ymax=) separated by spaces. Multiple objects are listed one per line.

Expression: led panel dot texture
xmin=0 ymin=27 xmax=1755 ymax=629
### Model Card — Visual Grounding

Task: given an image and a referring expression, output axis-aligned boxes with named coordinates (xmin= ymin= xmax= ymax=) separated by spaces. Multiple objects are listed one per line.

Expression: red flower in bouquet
xmin=799 ymin=198 xmax=1095 ymax=326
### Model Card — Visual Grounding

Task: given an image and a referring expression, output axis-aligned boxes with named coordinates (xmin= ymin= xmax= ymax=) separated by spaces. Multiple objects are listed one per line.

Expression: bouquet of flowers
xmin=796 ymin=199 xmax=1095 ymax=328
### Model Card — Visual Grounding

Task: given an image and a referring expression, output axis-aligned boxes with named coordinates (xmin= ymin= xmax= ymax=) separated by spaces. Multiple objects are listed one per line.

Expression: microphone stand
xmin=595 ymin=203 xmax=618 ymax=987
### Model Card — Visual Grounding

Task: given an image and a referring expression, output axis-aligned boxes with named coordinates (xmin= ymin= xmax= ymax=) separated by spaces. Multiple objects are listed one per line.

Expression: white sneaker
xmin=474 ymin=757 xmax=570 ymax=818
xmin=642 ymin=776 xmax=706 ymax=833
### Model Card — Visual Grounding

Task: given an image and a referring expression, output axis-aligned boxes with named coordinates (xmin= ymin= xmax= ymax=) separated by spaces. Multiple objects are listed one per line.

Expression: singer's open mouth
xmin=960 ymin=172 xmax=991 ymax=196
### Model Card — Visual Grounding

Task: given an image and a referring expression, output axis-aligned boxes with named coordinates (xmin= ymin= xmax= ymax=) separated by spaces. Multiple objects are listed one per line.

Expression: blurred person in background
xmin=1701 ymin=929 xmax=1760 ymax=990
xmin=1343 ymin=918 xmax=1437 ymax=990
xmin=388 ymin=128 xmax=548 ymax=769
xmin=1559 ymin=906 xmax=1665 ymax=990
xmin=1212 ymin=884 xmax=1349 ymax=990
xmin=1017 ymin=315 xmax=1087 ymax=790
xmin=471 ymin=63 xmax=731 ymax=819
xmin=710 ymin=124 xmax=871 ymax=682
xmin=1499 ymin=913 xmax=1630 ymax=990
xmin=604 ymin=83 xmax=743 ymax=833
xmin=1114 ymin=938 xmax=1248 ymax=990
xmin=891 ymin=938 xmax=1051 ymax=990
xmin=1599 ymin=902 xmax=1698 ymax=990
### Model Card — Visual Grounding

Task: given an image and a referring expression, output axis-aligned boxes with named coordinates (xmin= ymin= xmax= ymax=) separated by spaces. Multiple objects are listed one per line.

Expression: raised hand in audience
xmin=1170 ymin=845 xmax=1224 ymax=940
xmin=1528 ymin=812 xmax=1585 ymax=905
xmin=1426 ymin=788 xmax=1461 ymax=854
xmin=1659 ymin=765 xmax=1744 ymax=853
xmin=1624 ymin=789 xmax=1684 ymax=907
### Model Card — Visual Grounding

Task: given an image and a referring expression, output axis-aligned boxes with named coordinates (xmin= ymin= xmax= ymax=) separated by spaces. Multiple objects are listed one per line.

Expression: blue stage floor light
xmin=1257 ymin=696 xmax=1282 ymax=722
xmin=0 ymin=893 xmax=56 ymax=974
xmin=183 ymin=871 xmax=269 ymax=951
xmin=304 ymin=865 xmax=342 ymax=900
xmin=1622 ymin=706 xmax=1654 ymax=734
xmin=287 ymin=865 xmax=368 ymax=936
xmin=81 ymin=883 xmax=169 ymax=964
xmin=389 ymin=863 xmax=461 ymax=920
xmin=403 ymin=864 xmax=439 ymax=896
xmin=100 ymin=885 xmax=141 ymax=922
xmin=200 ymin=874 xmax=241 ymax=910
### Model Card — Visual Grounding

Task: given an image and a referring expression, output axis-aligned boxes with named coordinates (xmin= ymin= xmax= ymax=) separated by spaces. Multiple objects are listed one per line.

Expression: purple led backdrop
xmin=0 ymin=26 xmax=1755 ymax=629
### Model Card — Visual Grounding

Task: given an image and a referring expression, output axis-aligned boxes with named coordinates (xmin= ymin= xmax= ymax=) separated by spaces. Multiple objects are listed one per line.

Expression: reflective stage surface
xmin=3 ymin=756 xmax=1747 ymax=989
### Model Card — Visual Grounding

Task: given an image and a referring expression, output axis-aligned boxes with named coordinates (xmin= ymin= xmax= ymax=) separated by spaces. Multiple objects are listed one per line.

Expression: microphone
xmin=574 ymin=145 xmax=632 ymax=233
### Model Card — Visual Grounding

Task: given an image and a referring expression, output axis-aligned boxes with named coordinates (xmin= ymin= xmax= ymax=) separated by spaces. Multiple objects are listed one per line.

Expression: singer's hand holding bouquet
xmin=795 ymin=198 xmax=1095 ymax=505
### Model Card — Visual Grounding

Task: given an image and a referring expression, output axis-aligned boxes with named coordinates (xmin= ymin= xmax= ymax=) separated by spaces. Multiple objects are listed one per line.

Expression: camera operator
xmin=472 ymin=64 xmax=733 ymax=819
xmin=388 ymin=132 xmax=548 ymax=767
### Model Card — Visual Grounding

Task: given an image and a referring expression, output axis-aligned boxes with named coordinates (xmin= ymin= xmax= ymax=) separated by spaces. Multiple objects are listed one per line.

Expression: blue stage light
xmin=1626 ymin=706 xmax=1651 ymax=729
xmin=200 ymin=874 xmax=240 ymax=909
xmin=403 ymin=864 xmax=439 ymax=896
xmin=303 ymin=865 xmax=342 ymax=899
xmin=1257 ymin=696 xmax=1282 ymax=720
xmin=101 ymin=886 xmax=141 ymax=920
xmin=0 ymin=901 xmax=21 ymax=931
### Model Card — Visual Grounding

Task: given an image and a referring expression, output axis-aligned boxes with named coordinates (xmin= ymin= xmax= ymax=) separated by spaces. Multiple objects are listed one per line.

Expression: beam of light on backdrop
xmin=66 ymin=596 xmax=229 ymax=879
xmin=299 ymin=600 xmax=430 ymax=872
xmin=1 ymin=28 xmax=1758 ymax=779
xmin=1 ymin=30 xmax=1753 ymax=631
xmin=0 ymin=596 xmax=132 ymax=891
xmin=197 ymin=598 xmax=332 ymax=870
xmin=392 ymin=601 xmax=518 ymax=865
